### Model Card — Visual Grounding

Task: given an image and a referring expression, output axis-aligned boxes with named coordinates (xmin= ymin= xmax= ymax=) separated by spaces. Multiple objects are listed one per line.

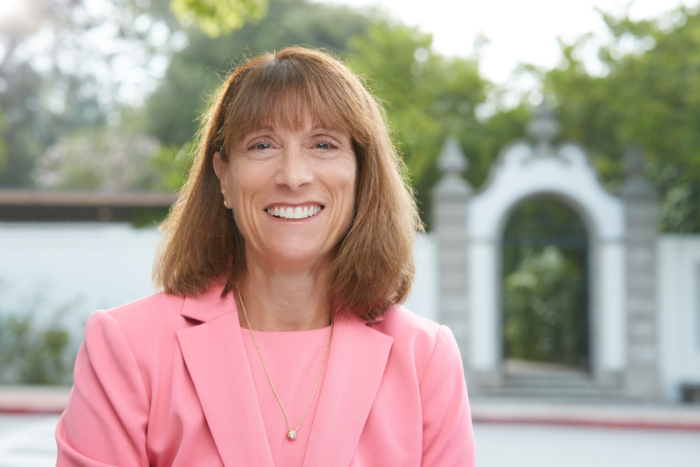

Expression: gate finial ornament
xmin=527 ymin=105 xmax=560 ymax=157
xmin=434 ymin=136 xmax=471 ymax=197
xmin=438 ymin=136 xmax=468 ymax=174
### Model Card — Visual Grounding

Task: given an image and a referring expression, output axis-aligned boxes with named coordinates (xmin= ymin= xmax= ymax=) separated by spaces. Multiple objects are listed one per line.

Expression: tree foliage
xmin=170 ymin=0 xmax=267 ymax=38
xmin=542 ymin=6 xmax=700 ymax=232
xmin=504 ymin=246 xmax=586 ymax=367
xmin=0 ymin=0 xmax=171 ymax=187
xmin=0 ymin=287 xmax=77 ymax=385
xmin=502 ymin=198 xmax=589 ymax=368
xmin=33 ymin=129 xmax=163 ymax=191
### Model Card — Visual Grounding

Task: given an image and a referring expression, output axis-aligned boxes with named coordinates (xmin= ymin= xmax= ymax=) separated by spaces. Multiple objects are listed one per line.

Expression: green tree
xmin=504 ymin=246 xmax=586 ymax=367
xmin=171 ymin=0 xmax=268 ymax=37
xmin=0 ymin=0 xmax=140 ymax=187
xmin=541 ymin=6 xmax=700 ymax=232
xmin=33 ymin=129 xmax=164 ymax=191
xmin=502 ymin=198 xmax=589 ymax=368
xmin=0 ymin=303 xmax=76 ymax=385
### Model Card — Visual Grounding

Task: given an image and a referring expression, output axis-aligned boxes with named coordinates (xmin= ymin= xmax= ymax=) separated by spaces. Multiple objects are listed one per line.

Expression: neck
xmin=236 ymin=255 xmax=333 ymax=332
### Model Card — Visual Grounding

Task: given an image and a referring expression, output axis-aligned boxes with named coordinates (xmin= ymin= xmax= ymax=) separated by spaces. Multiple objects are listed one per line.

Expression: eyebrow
xmin=245 ymin=126 xmax=342 ymax=136
xmin=310 ymin=127 xmax=346 ymax=138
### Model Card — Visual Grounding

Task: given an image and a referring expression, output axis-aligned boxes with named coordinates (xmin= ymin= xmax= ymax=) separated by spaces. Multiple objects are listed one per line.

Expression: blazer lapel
xmin=176 ymin=284 xmax=275 ymax=467
xmin=302 ymin=313 xmax=394 ymax=467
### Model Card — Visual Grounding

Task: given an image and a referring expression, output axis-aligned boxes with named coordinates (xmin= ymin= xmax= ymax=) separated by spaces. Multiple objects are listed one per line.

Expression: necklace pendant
xmin=287 ymin=430 xmax=297 ymax=440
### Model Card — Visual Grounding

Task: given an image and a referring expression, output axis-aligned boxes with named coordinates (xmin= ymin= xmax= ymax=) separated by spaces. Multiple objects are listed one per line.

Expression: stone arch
xmin=434 ymin=107 xmax=661 ymax=398
xmin=463 ymin=108 xmax=626 ymax=391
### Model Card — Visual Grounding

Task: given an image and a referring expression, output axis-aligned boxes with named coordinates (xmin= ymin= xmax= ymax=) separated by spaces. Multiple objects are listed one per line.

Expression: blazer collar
xmin=180 ymin=279 xmax=234 ymax=323
xmin=176 ymin=281 xmax=394 ymax=467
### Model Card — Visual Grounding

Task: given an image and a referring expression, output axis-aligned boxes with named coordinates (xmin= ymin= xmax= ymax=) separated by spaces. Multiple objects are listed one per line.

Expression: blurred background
xmin=0 ymin=0 xmax=699 ymax=465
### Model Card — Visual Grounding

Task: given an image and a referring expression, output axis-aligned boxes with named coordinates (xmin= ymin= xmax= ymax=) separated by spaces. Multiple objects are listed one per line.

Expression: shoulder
xmin=79 ymin=291 xmax=190 ymax=398
xmin=82 ymin=291 xmax=188 ymax=369
xmin=367 ymin=305 xmax=461 ymax=381
xmin=99 ymin=290 xmax=187 ymax=333
xmin=370 ymin=304 xmax=444 ymax=346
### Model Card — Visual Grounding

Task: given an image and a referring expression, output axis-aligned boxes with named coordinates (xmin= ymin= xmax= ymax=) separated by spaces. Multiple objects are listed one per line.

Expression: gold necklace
xmin=235 ymin=284 xmax=334 ymax=441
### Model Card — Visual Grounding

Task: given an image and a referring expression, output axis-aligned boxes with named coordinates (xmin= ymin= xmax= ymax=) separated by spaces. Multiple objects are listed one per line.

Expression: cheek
xmin=230 ymin=158 xmax=269 ymax=197
xmin=228 ymin=162 xmax=266 ymax=227
xmin=334 ymin=160 xmax=357 ymax=219
xmin=346 ymin=159 xmax=358 ymax=203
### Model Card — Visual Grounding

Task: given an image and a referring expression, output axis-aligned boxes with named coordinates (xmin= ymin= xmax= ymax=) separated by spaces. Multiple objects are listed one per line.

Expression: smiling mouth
xmin=265 ymin=205 xmax=324 ymax=220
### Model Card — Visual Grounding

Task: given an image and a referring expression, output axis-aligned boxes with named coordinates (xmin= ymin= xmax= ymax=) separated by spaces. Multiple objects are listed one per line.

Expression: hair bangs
xmin=222 ymin=57 xmax=360 ymax=154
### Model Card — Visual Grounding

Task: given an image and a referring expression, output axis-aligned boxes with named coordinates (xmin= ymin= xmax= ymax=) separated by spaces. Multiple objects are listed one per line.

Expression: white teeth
xmin=267 ymin=205 xmax=323 ymax=219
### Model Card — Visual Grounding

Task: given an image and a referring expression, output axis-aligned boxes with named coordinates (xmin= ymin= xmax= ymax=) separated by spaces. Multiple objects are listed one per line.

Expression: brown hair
xmin=152 ymin=47 xmax=422 ymax=322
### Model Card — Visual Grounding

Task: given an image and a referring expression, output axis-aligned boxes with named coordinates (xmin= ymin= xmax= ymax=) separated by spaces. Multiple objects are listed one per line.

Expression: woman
xmin=55 ymin=47 xmax=475 ymax=466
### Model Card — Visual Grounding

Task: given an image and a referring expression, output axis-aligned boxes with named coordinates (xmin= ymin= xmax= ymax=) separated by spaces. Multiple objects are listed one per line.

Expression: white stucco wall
xmin=658 ymin=236 xmax=700 ymax=402
xmin=0 ymin=222 xmax=161 ymax=338
xmin=597 ymin=242 xmax=627 ymax=372
xmin=403 ymin=233 xmax=439 ymax=322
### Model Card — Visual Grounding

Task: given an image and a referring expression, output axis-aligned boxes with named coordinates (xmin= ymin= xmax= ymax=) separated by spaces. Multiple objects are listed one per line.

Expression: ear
xmin=212 ymin=152 xmax=230 ymax=200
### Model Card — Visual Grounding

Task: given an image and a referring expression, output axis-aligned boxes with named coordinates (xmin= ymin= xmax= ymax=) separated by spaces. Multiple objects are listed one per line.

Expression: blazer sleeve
xmin=55 ymin=310 xmax=150 ymax=466
xmin=419 ymin=325 xmax=476 ymax=467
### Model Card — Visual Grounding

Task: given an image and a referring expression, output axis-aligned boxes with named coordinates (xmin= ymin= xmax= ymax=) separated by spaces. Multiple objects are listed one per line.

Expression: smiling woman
xmin=55 ymin=47 xmax=476 ymax=466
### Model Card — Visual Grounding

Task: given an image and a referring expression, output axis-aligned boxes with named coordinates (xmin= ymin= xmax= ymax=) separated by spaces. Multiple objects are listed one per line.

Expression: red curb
xmin=472 ymin=416 xmax=700 ymax=432
xmin=0 ymin=406 xmax=66 ymax=415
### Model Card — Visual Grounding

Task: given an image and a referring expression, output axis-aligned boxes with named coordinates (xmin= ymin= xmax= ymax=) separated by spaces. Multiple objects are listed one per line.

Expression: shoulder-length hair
xmin=152 ymin=46 xmax=422 ymax=322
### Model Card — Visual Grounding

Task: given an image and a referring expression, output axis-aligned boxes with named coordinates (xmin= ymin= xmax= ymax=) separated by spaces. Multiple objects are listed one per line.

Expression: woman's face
xmin=214 ymin=116 xmax=357 ymax=272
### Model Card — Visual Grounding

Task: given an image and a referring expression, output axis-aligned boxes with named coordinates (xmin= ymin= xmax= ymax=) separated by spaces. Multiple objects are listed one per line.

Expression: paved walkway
xmin=0 ymin=415 xmax=698 ymax=467
xmin=4 ymin=386 xmax=699 ymax=430
xmin=474 ymin=423 xmax=700 ymax=467
xmin=0 ymin=414 xmax=59 ymax=467
xmin=1 ymin=386 xmax=700 ymax=466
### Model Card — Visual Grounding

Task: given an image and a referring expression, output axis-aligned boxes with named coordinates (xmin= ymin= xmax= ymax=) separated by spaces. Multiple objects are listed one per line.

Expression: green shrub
xmin=0 ymin=304 xmax=78 ymax=385
xmin=504 ymin=246 xmax=586 ymax=367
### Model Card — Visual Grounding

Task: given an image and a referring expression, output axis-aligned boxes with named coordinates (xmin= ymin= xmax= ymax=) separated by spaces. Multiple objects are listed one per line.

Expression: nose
xmin=274 ymin=145 xmax=313 ymax=190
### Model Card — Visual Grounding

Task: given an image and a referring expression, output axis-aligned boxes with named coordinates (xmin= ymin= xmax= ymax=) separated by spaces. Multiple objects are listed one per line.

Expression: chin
xmin=269 ymin=248 xmax=330 ymax=270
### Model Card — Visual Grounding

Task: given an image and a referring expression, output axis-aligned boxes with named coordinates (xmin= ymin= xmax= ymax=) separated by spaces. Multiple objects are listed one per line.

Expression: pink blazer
xmin=55 ymin=281 xmax=476 ymax=466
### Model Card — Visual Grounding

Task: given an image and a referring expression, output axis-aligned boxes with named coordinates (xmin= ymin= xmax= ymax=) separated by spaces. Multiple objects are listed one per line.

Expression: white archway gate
xmin=433 ymin=107 xmax=661 ymax=400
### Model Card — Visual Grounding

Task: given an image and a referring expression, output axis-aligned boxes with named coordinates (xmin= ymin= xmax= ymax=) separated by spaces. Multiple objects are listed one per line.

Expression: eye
xmin=250 ymin=141 xmax=272 ymax=150
xmin=314 ymin=140 xmax=336 ymax=150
